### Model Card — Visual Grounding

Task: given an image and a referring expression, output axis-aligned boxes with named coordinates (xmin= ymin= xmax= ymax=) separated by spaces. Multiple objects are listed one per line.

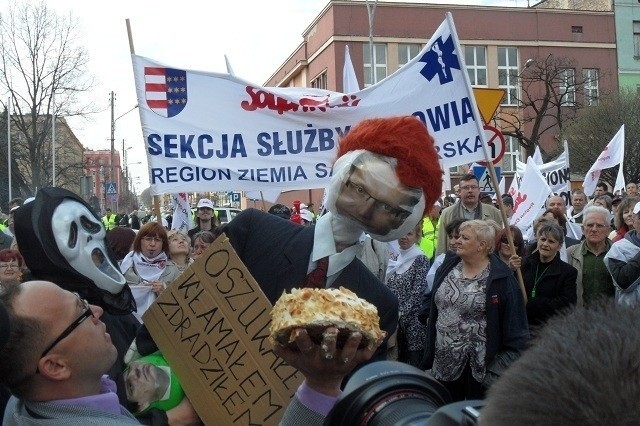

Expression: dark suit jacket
xmin=221 ymin=208 xmax=398 ymax=361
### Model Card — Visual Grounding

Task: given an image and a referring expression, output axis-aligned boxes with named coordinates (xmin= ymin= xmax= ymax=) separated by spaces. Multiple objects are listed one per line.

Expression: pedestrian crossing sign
xmin=105 ymin=182 xmax=117 ymax=195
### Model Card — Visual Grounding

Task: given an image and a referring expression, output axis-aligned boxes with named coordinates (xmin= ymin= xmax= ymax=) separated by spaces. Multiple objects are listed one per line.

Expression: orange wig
xmin=336 ymin=116 xmax=442 ymax=214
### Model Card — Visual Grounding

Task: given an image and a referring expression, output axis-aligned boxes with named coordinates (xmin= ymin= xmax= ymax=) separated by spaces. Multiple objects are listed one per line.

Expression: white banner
xmin=516 ymin=150 xmax=571 ymax=206
xmin=510 ymin=157 xmax=552 ymax=231
xmin=583 ymin=124 xmax=625 ymax=196
xmin=170 ymin=192 xmax=192 ymax=231
xmin=132 ymin=15 xmax=487 ymax=195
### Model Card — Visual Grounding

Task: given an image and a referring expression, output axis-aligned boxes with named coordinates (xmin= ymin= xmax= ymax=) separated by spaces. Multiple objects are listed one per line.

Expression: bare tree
xmin=0 ymin=0 xmax=96 ymax=198
xmin=495 ymin=54 xmax=592 ymax=160
xmin=140 ymin=187 xmax=153 ymax=210
xmin=565 ymin=89 xmax=640 ymax=185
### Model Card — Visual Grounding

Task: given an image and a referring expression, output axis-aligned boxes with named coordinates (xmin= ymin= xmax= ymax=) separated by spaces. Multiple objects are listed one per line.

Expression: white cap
xmin=633 ymin=201 xmax=640 ymax=215
xmin=197 ymin=198 xmax=214 ymax=209
xmin=300 ymin=209 xmax=314 ymax=223
xmin=300 ymin=203 xmax=309 ymax=209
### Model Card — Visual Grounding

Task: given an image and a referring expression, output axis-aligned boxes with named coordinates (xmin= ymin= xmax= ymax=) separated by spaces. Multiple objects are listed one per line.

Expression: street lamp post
xmin=7 ymin=97 xmax=11 ymax=201
xmin=108 ymin=93 xmax=138 ymax=210
xmin=52 ymin=92 xmax=56 ymax=186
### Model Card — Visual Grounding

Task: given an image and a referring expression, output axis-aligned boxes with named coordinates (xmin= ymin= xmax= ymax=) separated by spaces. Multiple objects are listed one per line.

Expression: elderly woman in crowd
xmin=190 ymin=231 xmax=216 ymax=260
xmin=166 ymin=230 xmax=193 ymax=273
xmin=120 ymin=222 xmax=181 ymax=320
xmin=610 ymin=197 xmax=640 ymax=243
xmin=521 ymin=222 xmax=577 ymax=328
xmin=385 ymin=221 xmax=430 ymax=367
xmin=421 ymin=220 xmax=529 ymax=401
xmin=604 ymin=201 xmax=640 ymax=305
xmin=0 ymin=249 xmax=25 ymax=289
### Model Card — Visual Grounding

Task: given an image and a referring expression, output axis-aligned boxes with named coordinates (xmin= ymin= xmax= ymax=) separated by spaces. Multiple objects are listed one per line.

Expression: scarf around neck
xmin=120 ymin=251 xmax=167 ymax=282
xmin=386 ymin=244 xmax=424 ymax=277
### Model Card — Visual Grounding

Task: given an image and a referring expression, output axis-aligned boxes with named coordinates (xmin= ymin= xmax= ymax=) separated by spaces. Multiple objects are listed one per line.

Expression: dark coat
xmin=421 ymin=252 xmax=529 ymax=371
xmin=129 ymin=214 xmax=140 ymax=230
xmin=0 ymin=230 xmax=12 ymax=250
xmin=221 ymin=208 xmax=399 ymax=362
xmin=521 ymin=252 xmax=578 ymax=326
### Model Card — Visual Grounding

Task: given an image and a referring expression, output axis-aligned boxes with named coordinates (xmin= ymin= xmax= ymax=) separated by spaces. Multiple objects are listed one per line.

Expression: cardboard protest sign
xmin=143 ymin=234 xmax=303 ymax=425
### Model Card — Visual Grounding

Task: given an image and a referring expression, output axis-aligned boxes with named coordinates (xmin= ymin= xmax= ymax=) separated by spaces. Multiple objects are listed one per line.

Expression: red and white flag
xmin=583 ymin=125 xmax=625 ymax=196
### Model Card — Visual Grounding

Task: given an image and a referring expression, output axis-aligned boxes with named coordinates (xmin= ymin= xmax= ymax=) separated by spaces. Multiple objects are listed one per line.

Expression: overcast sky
xmin=3 ymin=0 xmax=523 ymax=193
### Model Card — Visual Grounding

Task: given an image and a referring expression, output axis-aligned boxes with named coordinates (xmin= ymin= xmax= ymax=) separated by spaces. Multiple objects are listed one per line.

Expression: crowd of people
xmin=1 ymin=115 xmax=640 ymax=425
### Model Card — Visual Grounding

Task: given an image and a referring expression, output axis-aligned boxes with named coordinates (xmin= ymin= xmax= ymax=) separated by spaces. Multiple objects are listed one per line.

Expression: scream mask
xmin=14 ymin=187 xmax=134 ymax=315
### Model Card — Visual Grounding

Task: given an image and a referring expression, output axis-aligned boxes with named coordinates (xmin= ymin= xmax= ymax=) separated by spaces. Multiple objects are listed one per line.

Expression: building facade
xmin=2 ymin=115 xmax=84 ymax=207
xmin=83 ymin=149 xmax=122 ymax=214
xmin=614 ymin=0 xmax=640 ymax=91
xmin=264 ymin=1 xmax=618 ymax=183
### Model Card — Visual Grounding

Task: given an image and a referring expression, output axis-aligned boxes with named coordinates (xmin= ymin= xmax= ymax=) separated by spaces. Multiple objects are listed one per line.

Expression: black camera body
xmin=324 ymin=361 xmax=484 ymax=426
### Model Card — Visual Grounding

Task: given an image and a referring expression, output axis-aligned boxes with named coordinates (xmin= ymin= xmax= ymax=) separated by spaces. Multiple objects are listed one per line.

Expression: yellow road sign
xmin=473 ymin=88 xmax=506 ymax=124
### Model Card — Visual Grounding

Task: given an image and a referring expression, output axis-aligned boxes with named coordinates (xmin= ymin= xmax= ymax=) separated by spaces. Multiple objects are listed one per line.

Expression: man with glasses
xmin=435 ymin=173 xmax=502 ymax=256
xmin=0 ymin=282 xmax=198 ymax=424
xmin=0 ymin=281 xmax=140 ymax=424
xmin=567 ymin=206 xmax=614 ymax=306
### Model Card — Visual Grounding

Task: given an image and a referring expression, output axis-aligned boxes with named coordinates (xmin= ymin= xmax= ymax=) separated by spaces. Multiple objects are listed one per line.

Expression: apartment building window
xmin=498 ymin=47 xmax=519 ymax=105
xmin=634 ymin=21 xmax=640 ymax=57
xmin=364 ymin=43 xmax=387 ymax=87
xmin=559 ymin=68 xmax=576 ymax=106
xmin=311 ymin=70 xmax=328 ymax=90
xmin=398 ymin=44 xmax=421 ymax=68
xmin=465 ymin=46 xmax=487 ymax=86
xmin=583 ymin=68 xmax=599 ymax=106
xmin=502 ymin=136 xmax=520 ymax=172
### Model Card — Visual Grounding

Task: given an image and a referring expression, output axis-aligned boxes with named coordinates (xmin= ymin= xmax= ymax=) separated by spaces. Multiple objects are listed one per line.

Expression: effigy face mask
xmin=324 ymin=150 xmax=425 ymax=242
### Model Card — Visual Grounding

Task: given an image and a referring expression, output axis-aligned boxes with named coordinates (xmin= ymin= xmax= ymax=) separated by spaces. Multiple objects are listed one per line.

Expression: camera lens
xmin=324 ymin=361 xmax=451 ymax=426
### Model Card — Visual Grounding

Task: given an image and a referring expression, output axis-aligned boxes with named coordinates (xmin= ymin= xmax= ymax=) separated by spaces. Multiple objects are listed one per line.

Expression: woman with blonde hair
xmin=166 ymin=230 xmax=193 ymax=273
xmin=421 ymin=219 xmax=529 ymax=400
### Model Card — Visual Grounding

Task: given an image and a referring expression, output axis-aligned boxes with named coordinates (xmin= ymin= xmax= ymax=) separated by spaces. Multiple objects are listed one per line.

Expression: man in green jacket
xmin=102 ymin=208 xmax=117 ymax=231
